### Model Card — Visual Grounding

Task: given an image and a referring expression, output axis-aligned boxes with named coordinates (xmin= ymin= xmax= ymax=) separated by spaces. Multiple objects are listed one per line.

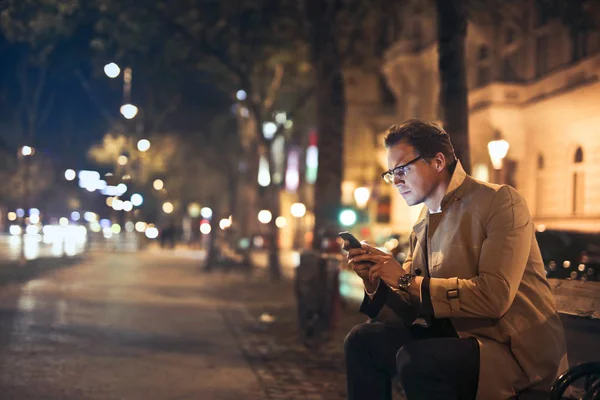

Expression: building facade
xmin=343 ymin=0 xmax=600 ymax=240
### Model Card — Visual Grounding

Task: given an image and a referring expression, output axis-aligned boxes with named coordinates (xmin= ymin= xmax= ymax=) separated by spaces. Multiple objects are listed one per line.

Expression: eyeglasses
xmin=381 ymin=156 xmax=423 ymax=184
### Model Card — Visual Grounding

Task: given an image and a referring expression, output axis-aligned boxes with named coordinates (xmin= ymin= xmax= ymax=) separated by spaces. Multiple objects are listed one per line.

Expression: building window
xmin=476 ymin=45 xmax=491 ymax=88
xmin=572 ymin=172 xmax=585 ymax=214
xmin=572 ymin=147 xmax=585 ymax=215
xmin=412 ymin=21 xmax=423 ymax=51
xmin=537 ymin=154 xmax=544 ymax=169
xmin=571 ymin=29 xmax=589 ymax=62
xmin=501 ymin=51 xmax=520 ymax=82
xmin=574 ymin=146 xmax=584 ymax=163
xmin=534 ymin=2 xmax=549 ymax=28
xmin=535 ymin=35 xmax=549 ymax=77
xmin=505 ymin=28 xmax=516 ymax=45
xmin=379 ymin=74 xmax=396 ymax=107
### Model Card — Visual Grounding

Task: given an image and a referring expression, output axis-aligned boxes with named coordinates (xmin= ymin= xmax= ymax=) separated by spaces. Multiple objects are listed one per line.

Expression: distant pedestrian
xmin=343 ymin=120 xmax=567 ymax=399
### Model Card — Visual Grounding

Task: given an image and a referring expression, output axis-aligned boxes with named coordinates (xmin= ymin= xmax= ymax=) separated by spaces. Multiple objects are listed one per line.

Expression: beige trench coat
xmin=372 ymin=161 xmax=568 ymax=399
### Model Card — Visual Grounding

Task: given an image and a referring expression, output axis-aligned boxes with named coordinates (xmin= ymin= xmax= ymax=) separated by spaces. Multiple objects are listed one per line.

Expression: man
xmin=344 ymin=120 xmax=567 ymax=400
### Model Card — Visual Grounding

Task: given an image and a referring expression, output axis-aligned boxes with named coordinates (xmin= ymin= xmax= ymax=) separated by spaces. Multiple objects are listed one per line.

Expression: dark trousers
xmin=344 ymin=321 xmax=480 ymax=400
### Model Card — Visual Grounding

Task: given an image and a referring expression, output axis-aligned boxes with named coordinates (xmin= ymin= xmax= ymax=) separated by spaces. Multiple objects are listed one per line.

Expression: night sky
xmin=0 ymin=23 xmax=230 ymax=171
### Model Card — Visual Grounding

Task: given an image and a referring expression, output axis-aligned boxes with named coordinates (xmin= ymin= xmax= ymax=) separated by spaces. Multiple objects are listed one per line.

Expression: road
xmin=0 ymin=251 xmax=263 ymax=400
xmin=0 ymin=249 xmax=597 ymax=400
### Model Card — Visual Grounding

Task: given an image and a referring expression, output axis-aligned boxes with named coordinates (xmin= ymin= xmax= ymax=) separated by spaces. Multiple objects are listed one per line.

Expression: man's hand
xmin=351 ymin=243 xmax=405 ymax=289
xmin=343 ymin=240 xmax=378 ymax=292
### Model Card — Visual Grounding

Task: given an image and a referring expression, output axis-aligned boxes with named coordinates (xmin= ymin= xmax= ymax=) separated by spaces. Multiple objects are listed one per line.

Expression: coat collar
xmin=412 ymin=160 xmax=469 ymax=234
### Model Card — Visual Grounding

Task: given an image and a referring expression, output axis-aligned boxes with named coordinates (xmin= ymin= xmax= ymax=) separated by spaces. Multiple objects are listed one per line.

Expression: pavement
xmin=0 ymin=247 xmax=597 ymax=400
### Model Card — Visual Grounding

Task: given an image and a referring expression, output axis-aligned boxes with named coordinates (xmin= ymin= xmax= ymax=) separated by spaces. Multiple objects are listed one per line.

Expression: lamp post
xmin=487 ymin=131 xmax=510 ymax=184
xmin=290 ymin=202 xmax=306 ymax=249
xmin=19 ymin=145 xmax=35 ymax=263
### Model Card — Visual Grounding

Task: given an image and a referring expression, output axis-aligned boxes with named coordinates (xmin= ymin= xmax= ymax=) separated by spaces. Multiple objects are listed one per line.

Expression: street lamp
xmin=236 ymin=89 xmax=247 ymax=101
xmin=353 ymin=186 xmax=371 ymax=209
xmin=104 ymin=62 xmax=121 ymax=78
xmin=258 ymin=210 xmax=272 ymax=224
xmin=162 ymin=201 xmax=174 ymax=214
xmin=120 ymin=104 xmax=138 ymax=119
xmin=290 ymin=202 xmax=306 ymax=218
xmin=487 ymin=131 xmax=510 ymax=183
xmin=290 ymin=203 xmax=306 ymax=248
xmin=137 ymin=139 xmax=151 ymax=152
xmin=64 ymin=169 xmax=76 ymax=181
xmin=153 ymin=179 xmax=164 ymax=190
xmin=21 ymin=146 xmax=34 ymax=156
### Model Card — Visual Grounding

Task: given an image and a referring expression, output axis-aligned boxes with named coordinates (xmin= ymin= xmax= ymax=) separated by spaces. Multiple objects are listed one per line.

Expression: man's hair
xmin=384 ymin=119 xmax=457 ymax=167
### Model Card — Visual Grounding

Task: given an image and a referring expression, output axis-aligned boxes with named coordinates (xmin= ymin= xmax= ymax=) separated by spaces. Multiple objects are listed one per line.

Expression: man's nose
xmin=393 ymin=175 xmax=405 ymax=185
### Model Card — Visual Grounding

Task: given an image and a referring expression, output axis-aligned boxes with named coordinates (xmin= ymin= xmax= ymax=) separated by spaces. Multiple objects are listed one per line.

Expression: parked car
xmin=535 ymin=229 xmax=600 ymax=281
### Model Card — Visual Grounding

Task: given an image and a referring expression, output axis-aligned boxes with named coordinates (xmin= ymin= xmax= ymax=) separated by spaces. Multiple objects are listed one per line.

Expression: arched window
xmin=412 ymin=21 xmax=423 ymax=50
xmin=505 ymin=28 xmax=516 ymax=45
xmin=572 ymin=146 xmax=585 ymax=214
xmin=574 ymin=147 xmax=584 ymax=163
xmin=534 ymin=3 xmax=549 ymax=28
xmin=536 ymin=153 xmax=545 ymax=216
xmin=476 ymin=45 xmax=491 ymax=88
xmin=501 ymin=27 xmax=521 ymax=82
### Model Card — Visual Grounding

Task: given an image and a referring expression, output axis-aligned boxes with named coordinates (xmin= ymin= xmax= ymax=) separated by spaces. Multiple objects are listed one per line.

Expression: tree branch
xmin=150 ymin=6 xmax=248 ymax=84
xmin=262 ymin=63 xmax=284 ymax=114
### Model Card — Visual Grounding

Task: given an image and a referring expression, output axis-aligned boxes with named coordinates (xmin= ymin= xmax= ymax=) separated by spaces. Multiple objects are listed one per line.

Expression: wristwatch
xmin=397 ymin=274 xmax=417 ymax=292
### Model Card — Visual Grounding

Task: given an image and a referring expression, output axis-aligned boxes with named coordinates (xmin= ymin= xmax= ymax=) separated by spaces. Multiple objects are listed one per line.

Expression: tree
xmin=91 ymin=0 xmax=314 ymax=279
xmin=436 ymin=0 xmax=471 ymax=173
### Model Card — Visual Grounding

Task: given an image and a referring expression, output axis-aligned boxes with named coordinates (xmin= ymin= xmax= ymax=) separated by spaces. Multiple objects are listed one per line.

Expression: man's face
xmin=385 ymin=141 xmax=440 ymax=207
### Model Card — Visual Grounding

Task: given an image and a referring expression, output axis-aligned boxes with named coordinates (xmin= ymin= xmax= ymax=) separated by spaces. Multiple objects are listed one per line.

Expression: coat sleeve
xmin=429 ymin=186 xmax=532 ymax=319
xmin=359 ymin=232 xmax=419 ymax=325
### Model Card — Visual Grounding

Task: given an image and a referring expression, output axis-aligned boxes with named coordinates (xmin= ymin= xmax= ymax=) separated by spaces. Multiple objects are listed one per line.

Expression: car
xmin=535 ymin=229 xmax=599 ymax=281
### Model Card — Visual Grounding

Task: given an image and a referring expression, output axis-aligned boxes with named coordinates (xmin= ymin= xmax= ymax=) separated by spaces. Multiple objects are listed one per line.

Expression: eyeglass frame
xmin=381 ymin=156 xmax=424 ymax=184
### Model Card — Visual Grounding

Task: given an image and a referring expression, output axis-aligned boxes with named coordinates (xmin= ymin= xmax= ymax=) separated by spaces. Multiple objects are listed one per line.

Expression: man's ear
xmin=434 ymin=152 xmax=446 ymax=172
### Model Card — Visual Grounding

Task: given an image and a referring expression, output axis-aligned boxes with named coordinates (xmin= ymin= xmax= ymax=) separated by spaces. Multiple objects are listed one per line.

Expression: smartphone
xmin=337 ymin=231 xmax=363 ymax=249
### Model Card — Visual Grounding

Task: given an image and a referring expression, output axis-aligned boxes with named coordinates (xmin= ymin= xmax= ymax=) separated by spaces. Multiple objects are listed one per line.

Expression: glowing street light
xmin=258 ymin=210 xmax=272 ymax=224
xmin=122 ymin=201 xmax=133 ymax=212
xmin=290 ymin=203 xmax=306 ymax=218
xmin=219 ymin=218 xmax=232 ymax=230
xmin=120 ymin=104 xmax=138 ymax=119
xmin=130 ymin=193 xmax=143 ymax=207
xmin=64 ymin=169 xmax=76 ymax=181
xmin=488 ymin=132 xmax=510 ymax=170
xmin=21 ymin=146 xmax=34 ymax=156
xmin=137 ymin=139 xmax=151 ymax=152
xmin=153 ymin=179 xmax=164 ymax=190
xmin=262 ymin=122 xmax=277 ymax=140
xmin=275 ymin=112 xmax=287 ymax=124
xmin=104 ymin=62 xmax=121 ymax=78
xmin=236 ymin=89 xmax=247 ymax=101
xmin=200 ymin=222 xmax=212 ymax=235
xmin=145 ymin=226 xmax=159 ymax=239
xmin=117 ymin=155 xmax=128 ymax=166
xmin=488 ymin=131 xmax=510 ymax=184
xmin=354 ymin=187 xmax=371 ymax=209
xmin=200 ymin=207 xmax=213 ymax=219
xmin=275 ymin=216 xmax=287 ymax=228
xmin=162 ymin=201 xmax=174 ymax=214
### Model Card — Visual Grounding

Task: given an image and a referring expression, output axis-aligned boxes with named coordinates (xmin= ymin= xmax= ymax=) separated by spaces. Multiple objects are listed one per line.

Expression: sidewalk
xmin=0 ymin=255 xmax=86 ymax=286
xmin=203 ymin=263 xmax=403 ymax=400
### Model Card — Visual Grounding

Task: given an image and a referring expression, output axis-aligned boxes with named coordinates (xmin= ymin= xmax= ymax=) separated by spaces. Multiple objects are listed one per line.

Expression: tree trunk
xmin=267 ymin=183 xmax=282 ymax=280
xmin=204 ymin=202 xmax=220 ymax=271
xmin=436 ymin=0 xmax=471 ymax=174
xmin=307 ymin=2 xmax=346 ymax=249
